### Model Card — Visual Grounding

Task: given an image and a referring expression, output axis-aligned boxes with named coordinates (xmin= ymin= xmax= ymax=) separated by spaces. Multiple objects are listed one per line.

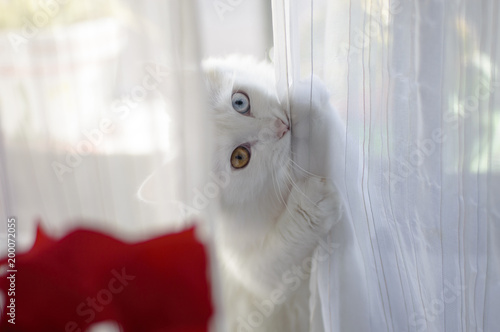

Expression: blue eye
xmin=231 ymin=92 xmax=250 ymax=114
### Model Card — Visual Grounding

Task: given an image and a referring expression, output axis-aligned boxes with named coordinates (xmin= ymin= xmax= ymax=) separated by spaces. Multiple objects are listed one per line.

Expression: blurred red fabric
xmin=0 ymin=224 xmax=213 ymax=332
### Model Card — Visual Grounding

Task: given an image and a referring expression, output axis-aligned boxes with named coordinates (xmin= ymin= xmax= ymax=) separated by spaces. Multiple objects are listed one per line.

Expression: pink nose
xmin=275 ymin=118 xmax=289 ymax=139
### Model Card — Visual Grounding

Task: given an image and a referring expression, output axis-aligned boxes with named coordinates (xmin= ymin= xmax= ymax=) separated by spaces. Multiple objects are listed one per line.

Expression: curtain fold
xmin=270 ymin=0 xmax=500 ymax=331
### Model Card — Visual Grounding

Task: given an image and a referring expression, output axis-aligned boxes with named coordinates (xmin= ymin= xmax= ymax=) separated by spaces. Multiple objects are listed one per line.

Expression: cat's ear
xmin=203 ymin=64 xmax=222 ymax=83
xmin=202 ymin=59 xmax=228 ymax=95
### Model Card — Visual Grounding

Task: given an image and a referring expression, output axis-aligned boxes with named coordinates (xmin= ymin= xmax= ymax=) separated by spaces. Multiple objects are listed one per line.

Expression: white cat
xmin=202 ymin=56 xmax=343 ymax=332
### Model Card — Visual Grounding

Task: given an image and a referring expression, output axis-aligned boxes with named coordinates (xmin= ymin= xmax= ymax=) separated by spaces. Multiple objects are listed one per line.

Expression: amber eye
xmin=230 ymin=146 xmax=250 ymax=169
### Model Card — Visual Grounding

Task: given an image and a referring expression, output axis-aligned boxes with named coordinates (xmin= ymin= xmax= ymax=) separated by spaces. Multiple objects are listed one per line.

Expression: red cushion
xmin=0 ymin=224 xmax=213 ymax=332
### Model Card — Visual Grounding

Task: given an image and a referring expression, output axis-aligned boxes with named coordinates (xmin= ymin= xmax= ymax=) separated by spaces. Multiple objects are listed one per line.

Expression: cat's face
xmin=203 ymin=56 xmax=292 ymax=218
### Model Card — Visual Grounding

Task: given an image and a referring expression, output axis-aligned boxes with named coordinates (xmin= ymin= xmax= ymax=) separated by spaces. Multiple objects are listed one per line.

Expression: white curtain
xmin=1 ymin=0 xmax=499 ymax=331
xmin=0 ymin=0 xmax=211 ymax=247
xmin=271 ymin=0 xmax=500 ymax=331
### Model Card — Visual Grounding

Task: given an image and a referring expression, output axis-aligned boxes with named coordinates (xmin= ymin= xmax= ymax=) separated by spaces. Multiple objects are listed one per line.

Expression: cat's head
xmin=203 ymin=56 xmax=292 ymax=221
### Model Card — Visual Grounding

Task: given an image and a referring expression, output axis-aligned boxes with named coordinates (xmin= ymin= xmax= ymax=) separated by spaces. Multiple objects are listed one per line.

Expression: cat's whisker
xmin=277 ymin=152 xmax=335 ymax=210
xmin=282 ymin=161 xmax=324 ymax=210
xmin=287 ymin=154 xmax=335 ymax=183
xmin=272 ymin=171 xmax=296 ymax=224
xmin=271 ymin=162 xmax=287 ymax=209
xmin=271 ymin=159 xmax=300 ymax=222
xmin=282 ymin=167 xmax=301 ymax=192
xmin=274 ymin=153 xmax=311 ymax=211
xmin=287 ymin=155 xmax=320 ymax=178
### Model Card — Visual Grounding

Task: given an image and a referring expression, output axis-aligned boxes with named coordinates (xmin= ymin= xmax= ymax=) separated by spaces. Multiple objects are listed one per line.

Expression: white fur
xmin=202 ymin=56 xmax=342 ymax=332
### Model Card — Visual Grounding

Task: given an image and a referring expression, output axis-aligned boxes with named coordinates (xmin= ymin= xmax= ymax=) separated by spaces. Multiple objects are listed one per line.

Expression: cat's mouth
xmin=276 ymin=118 xmax=290 ymax=139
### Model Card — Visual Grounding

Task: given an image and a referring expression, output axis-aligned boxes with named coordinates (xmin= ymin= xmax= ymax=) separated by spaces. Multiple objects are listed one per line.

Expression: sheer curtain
xmin=271 ymin=0 xmax=499 ymax=331
xmin=0 ymin=0 xmax=211 ymax=247
xmin=1 ymin=0 xmax=499 ymax=331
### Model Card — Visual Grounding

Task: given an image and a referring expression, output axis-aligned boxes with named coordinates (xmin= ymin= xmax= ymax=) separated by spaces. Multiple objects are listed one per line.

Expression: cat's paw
xmin=289 ymin=75 xmax=331 ymax=123
xmin=289 ymin=76 xmax=339 ymax=179
xmin=288 ymin=176 xmax=341 ymax=234
xmin=289 ymin=76 xmax=331 ymax=141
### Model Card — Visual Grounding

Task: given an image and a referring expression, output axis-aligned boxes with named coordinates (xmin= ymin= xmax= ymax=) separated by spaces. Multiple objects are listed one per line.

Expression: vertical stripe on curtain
xmin=271 ymin=0 xmax=500 ymax=331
